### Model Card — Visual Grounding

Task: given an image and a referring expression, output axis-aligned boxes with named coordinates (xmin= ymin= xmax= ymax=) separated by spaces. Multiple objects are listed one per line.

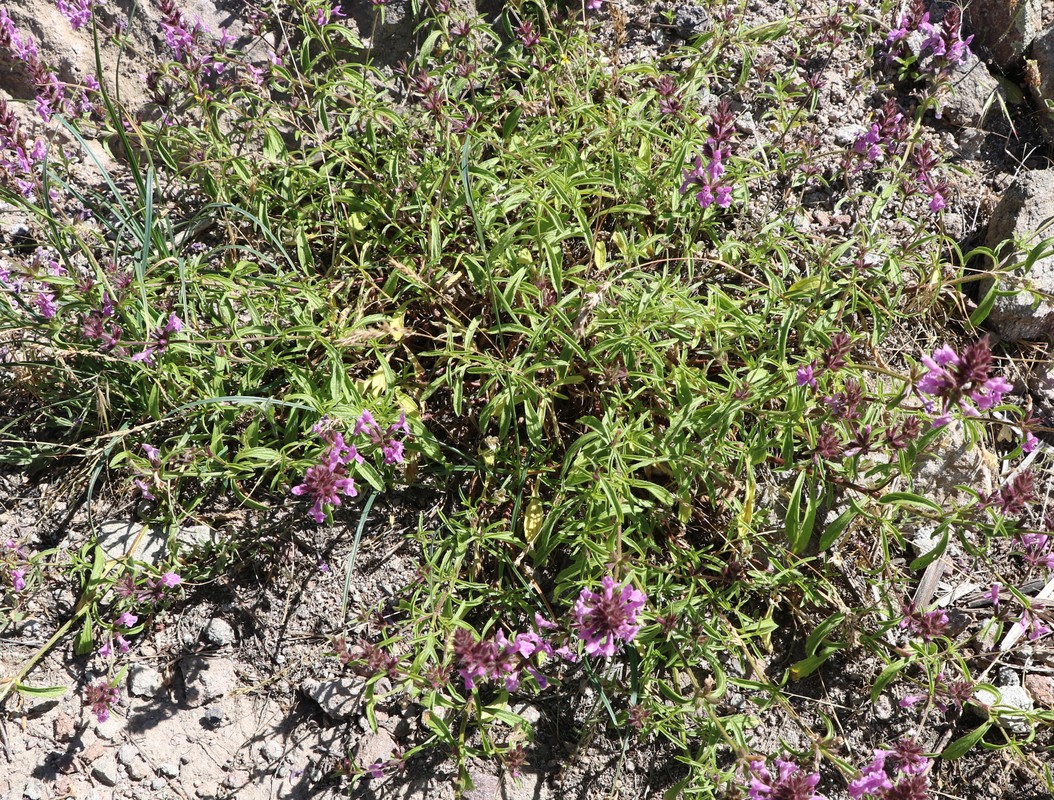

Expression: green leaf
xmin=15 ymin=683 xmax=67 ymax=698
xmin=75 ymin=616 xmax=94 ymax=657
xmin=878 ymin=492 xmax=943 ymax=513
xmin=870 ymin=658 xmax=909 ymax=703
xmin=941 ymin=722 xmax=991 ymax=760
xmin=909 ymin=525 xmax=949 ymax=571
xmin=818 ymin=504 xmax=857 ymax=551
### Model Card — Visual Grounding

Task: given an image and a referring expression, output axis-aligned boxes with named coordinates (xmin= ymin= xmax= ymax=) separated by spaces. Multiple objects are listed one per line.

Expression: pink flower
xmin=158 ymin=571 xmax=182 ymax=588
xmin=116 ymin=611 xmax=138 ymax=628
xmin=572 ymin=575 xmax=646 ymax=657
xmin=10 ymin=567 xmax=26 ymax=592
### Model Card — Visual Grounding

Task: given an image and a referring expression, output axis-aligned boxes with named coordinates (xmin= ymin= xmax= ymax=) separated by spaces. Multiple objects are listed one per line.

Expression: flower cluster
xmin=55 ymin=0 xmax=98 ymax=30
xmin=900 ymin=671 xmax=974 ymax=712
xmin=1019 ymin=532 xmax=1054 ymax=570
xmin=910 ymin=141 xmax=948 ymax=213
xmin=84 ymin=679 xmax=120 ymax=723
xmin=849 ymin=739 xmax=930 ymax=800
xmin=745 ymin=757 xmax=823 ymax=800
xmin=572 ymin=575 xmax=647 ymax=657
xmin=97 ymin=569 xmax=182 ymax=657
xmin=899 ymin=601 xmax=948 ymax=642
xmin=654 ymin=74 xmax=682 ymax=116
xmin=916 ymin=336 xmax=1012 ymax=426
xmin=291 ymin=412 xmax=412 ymax=523
xmin=2 ymin=538 xmax=29 ymax=594
xmin=886 ymin=2 xmax=972 ymax=74
xmin=680 ymin=100 xmax=737 ymax=210
xmin=846 ymin=98 xmax=908 ymax=171
xmin=131 ymin=313 xmax=184 ymax=365
xmin=452 ymin=625 xmax=558 ymax=692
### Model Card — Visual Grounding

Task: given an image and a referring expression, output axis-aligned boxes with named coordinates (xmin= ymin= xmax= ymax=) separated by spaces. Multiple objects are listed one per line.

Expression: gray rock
xmin=204 ymin=704 xmax=227 ymax=726
xmin=260 ymin=739 xmax=284 ymax=762
xmin=23 ymin=779 xmax=45 ymax=800
xmin=912 ymin=419 xmax=996 ymax=503
xmin=464 ymin=772 xmax=500 ymax=800
xmin=980 ymin=169 xmax=1054 ymax=340
xmin=1029 ymin=26 xmax=1054 ymax=142
xmin=503 ymin=771 xmax=543 ymax=800
xmin=126 ymin=757 xmax=150 ymax=782
xmin=974 ymin=684 xmax=1035 ymax=734
xmin=941 ymin=51 xmax=1003 ymax=128
xmin=302 ymin=677 xmax=367 ymax=721
xmin=97 ymin=520 xmax=216 ymax=563
xmin=964 ymin=0 xmax=1040 ymax=70
xmin=117 ymin=744 xmax=139 ymax=766
xmin=127 ymin=664 xmax=164 ymax=698
xmin=91 ymin=755 xmax=121 ymax=787
xmin=150 ymin=778 xmax=168 ymax=791
xmin=158 ymin=762 xmax=180 ymax=779
xmin=203 ymin=618 xmax=236 ymax=647
xmin=180 ymin=656 xmax=238 ymax=708
xmin=672 ymin=4 xmax=709 ymax=39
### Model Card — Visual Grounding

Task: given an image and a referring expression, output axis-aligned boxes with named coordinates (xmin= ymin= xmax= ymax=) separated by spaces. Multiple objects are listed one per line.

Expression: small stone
xmin=127 ymin=664 xmax=164 ymax=698
xmin=223 ymin=770 xmax=249 ymax=789
xmin=671 ymin=4 xmax=709 ymax=39
xmin=464 ymin=772 xmax=500 ymax=800
xmin=872 ymin=693 xmax=894 ymax=721
xmin=23 ymin=779 xmax=45 ymax=800
xmin=356 ymin=729 xmax=396 ymax=770
xmin=158 ymin=763 xmax=180 ymax=779
xmin=151 ymin=778 xmax=167 ymax=791
xmin=302 ymin=677 xmax=367 ymax=721
xmin=90 ymin=755 xmax=121 ymax=787
xmin=204 ymin=618 xmax=236 ymax=647
xmin=127 ymin=758 xmax=150 ymax=782
xmin=53 ymin=712 xmax=76 ymax=741
xmin=117 ymin=744 xmax=139 ymax=766
xmin=1025 ymin=674 xmax=1054 ymax=707
xmin=260 ymin=740 xmax=284 ymax=762
xmin=510 ymin=703 xmax=541 ymax=726
xmin=973 ymin=684 xmax=1034 ymax=735
xmin=203 ymin=704 xmax=227 ymax=727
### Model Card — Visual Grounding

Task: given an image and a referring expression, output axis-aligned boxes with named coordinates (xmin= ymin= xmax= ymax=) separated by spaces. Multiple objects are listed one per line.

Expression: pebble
xmin=127 ymin=664 xmax=164 ymax=698
xmin=150 ymin=778 xmax=167 ymax=791
xmin=261 ymin=740 xmax=284 ymax=762
xmin=158 ymin=762 xmax=180 ymax=779
xmin=204 ymin=704 xmax=227 ymax=727
xmin=204 ymin=618 xmax=236 ymax=647
xmin=23 ymin=780 xmax=45 ymax=800
xmin=91 ymin=755 xmax=121 ymax=787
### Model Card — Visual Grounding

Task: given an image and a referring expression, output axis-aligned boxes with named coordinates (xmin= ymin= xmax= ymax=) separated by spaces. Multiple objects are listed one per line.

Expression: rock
xmin=203 ymin=704 xmax=227 ymax=727
xmin=158 ymin=762 xmax=180 ymax=779
xmin=356 ymin=728 xmax=396 ymax=769
xmin=180 ymin=656 xmax=238 ymax=708
xmin=127 ymin=664 xmax=164 ymax=698
xmin=203 ymin=618 xmax=236 ymax=647
xmin=672 ymin=4 xmax=709 ymax=39
xmin=833 ymin=124 xmax=867 ymax=146
xmin=980 ymin=169 xmax=1054 ymax=340
xmin=1025 ymin=674 xmax=1054 ymax=707
xmin=90 ymin=755 xmax=121 ymax=787
xmin=126 ymin=757 xmax=150 ymax=782
xmin=53 ymin=712 xmax=76 ymax=741
xmin=260 ymin=739 xmax=284 ymax=762
xmin=23 ymin=779 xmax=45 ymax=800
xmin=503 ymin=771 xmax=543 ymax=800
xmin=1029 ymin=26 xmax=1054 ymax=142
xmin=302 ymin=677 xmax=367 ymax=721
xmin=940 ymin=51 xmax=1003 ymax=128
xmin=117 ymin=744 xmax=139 ymax=767
xmin=97 ymin=520 xmax=217 ymax=563
xmin=464 ymin=772 xmax=501 ymax=800
xmin=973 ymin=684 xmax=1035 ymax=734
xmin=964 ymin=0 xmax=1040 ymax=70
xmin=223 ymin=770 xmax=249 ymax=789
xmin=151 ymin=778 xmax=168 ymax=790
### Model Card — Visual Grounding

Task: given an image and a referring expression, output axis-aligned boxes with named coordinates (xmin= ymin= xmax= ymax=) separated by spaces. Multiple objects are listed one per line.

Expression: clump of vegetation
xmin=0 ymin=0 xmax=1051 ymax=796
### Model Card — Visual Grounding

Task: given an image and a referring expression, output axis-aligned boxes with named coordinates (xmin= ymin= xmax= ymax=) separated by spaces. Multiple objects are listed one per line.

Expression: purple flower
xmin=133 ymin=478 xmax=156 ymax=499
xmin=141 ymin=443 xmax=161 ymax=468
xmin=899 ymin=602 xmax=948 ymax=642
xmin=917 ymin=337 xmax=1012 ymax=421
xmin=291 ymin=452 xmax=357 ymax=523
xmin=796 ymin=364 xmax=817 ymax=388
xmin=572 ymin=575 xmax=646 ymax=657
xmin=1023 ymin=431 xmax=1039 ymax=453
xmin=747 ymin=758 xmax=823 ymax=800
xmin=586 ymin=0 xmax=603 ymax=9
xmin=848 ymin=750 xmax=892 ymax=799
xmin=10 ymin=567 xmax=26 ymax=592
xmin=158 ymin=571 xmax=182 ymax=588
xmin=35 ymin=292 xmax=57 ymax=319
xmin=84 ymin=680 xmax=119 ymax=723
xmin=116 ymin=611 xmax=138 ymax=628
